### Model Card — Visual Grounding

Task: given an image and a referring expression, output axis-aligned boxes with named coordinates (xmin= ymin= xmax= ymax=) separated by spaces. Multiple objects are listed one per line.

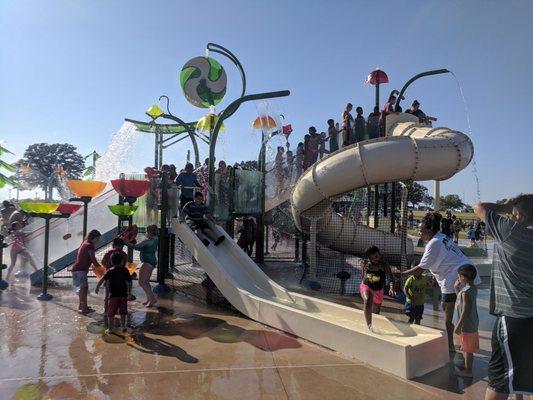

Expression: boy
xmin=404 ymin=265 xmax=434 ymax=324
xmin=453 ymin=264 xmax=479 ymax=377
xmin=181 ymin=192 xmax=225 ymax=246
xmin=101 ymin=238 xmax=128 ymax=316
xmin=95 ymin=252 xmax=132 ymax=334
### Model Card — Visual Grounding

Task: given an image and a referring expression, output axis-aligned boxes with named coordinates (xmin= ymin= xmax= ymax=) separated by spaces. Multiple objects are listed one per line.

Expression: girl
xmin=72 ymin=229 xmax=101 ymax=314
xmin=359 ymin=246 xmax=396 ymax=331
xmin=6 ymin=222 xmax=37 ymax=281
xmin=124 ymin=224 xmax=158 ymax=307
xmin=453 ymin=264 xmax=479 ymax=377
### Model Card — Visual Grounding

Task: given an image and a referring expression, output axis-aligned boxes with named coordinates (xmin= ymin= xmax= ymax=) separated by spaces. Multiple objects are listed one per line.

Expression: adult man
xmin=405 ymin=100 xmax=437 ymax=125
xmin=474 ymin=195 xmax=533 ymax=399
xmin=176 ymin=163 xmax=201 ymax=210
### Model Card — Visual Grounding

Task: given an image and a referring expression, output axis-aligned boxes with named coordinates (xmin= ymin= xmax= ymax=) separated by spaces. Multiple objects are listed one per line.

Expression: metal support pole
xmin=0 ymin=235 xmax=8 ymax=290
xmin=373 ymin=185 xmax=379 ymax=228
xmin=390 ymin=182 xmax=397 ymax=233
xmin=309 ymin=218 xmax=318 ymax=280
xmin=154 ymin=132 xmax=159 ymax=169
xmin=34 ymin=213 xmax=70 ymax=300
xmin=154 ymin=171 xmax=170 ymax=293
xmin=399 ymin=185 xmax=410 ymax=272
xmin=434 ymin=181 xmax=441 ymax=211
xmin=294 ymin=233 xmax=300 ymax=262
xmin=383 ymin=182 xmax=388 ymax=218
xmin=38 ymin=218 xmax=52 ymax=301
xmin=306 ymin=218 xmax=320 ymax=289
xmin=158 ymin=132 xmax=163 ymax=169
xmin=366 ymin=186 xmax=371 ymax=225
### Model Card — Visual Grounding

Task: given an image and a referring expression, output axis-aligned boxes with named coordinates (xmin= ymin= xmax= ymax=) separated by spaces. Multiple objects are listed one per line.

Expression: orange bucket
xmin=126 ymin=262 xmax=137 ymax=276
xmin=91 ymin=264 xmax=106 ymax=279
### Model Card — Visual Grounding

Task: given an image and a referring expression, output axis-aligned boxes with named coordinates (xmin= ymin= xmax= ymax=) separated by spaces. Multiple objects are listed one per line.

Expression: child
xmin=467 ymin=225 xmax=477 ymax=247
xmin=403 ymin=266 xmax=433 ymax=324
xmin=181 ymin=192 xmax=225 ymax=247
xmin=96 ymin=252 xmax=132 ymax=334
xmin=124 ymin=225 xmax=158 ymax=307
xmin=101 ymin=238 xmax=128 ymax=317
xmin=327 ymin=119 xmax=340 ymax=153
xmin=359 ymin=246 xmax=396 ymax=331
xmin=453 ymin=264 xmax=479 ymax=377
xmin=295 ymin=142 xmax=304 ymax=177
xmin=72 ymin=229 xmax=101 ymax=314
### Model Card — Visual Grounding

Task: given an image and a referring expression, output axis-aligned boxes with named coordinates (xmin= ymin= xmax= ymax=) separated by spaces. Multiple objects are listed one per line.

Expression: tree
xmin=439 ymin=194 xmax=465 ymax=211
xmin=407 ymin=182 xmax=433 ymax=207
xmin=11 ymin=143 xmax=84 ymax=200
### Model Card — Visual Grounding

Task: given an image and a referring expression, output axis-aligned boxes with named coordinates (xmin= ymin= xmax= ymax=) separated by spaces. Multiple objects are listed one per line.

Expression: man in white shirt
xmin=403 ymin=212 xmax=478 ymax=352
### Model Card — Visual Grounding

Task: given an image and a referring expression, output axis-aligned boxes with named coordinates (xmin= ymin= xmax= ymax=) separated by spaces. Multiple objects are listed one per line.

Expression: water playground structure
xmin=1 ymin=44 xmax=474 ymax=380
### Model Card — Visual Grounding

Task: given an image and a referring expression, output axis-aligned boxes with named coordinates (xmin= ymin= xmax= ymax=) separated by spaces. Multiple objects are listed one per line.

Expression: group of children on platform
xmin=360 ymin=243 xmax=479 ymax=377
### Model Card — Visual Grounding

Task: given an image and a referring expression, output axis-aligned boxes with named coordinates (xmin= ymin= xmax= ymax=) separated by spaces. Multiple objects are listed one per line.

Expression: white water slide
xmin=291 ymin=115 xmax=473 ymax=260
xmin=173 ymin=115 xmax=474 ymax=379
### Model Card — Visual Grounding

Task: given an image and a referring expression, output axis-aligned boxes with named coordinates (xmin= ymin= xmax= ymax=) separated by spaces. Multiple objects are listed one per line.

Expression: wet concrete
xmin=0 ymin=274 xmax=522 ymax=399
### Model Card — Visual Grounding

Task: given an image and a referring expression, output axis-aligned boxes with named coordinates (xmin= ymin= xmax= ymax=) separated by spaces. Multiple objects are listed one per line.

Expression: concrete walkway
xmin=0 ymin=276 xmax=520 ymax=399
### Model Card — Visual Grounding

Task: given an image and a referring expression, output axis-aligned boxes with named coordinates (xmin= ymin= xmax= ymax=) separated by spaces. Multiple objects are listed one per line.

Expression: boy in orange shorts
xmin=453 ymin=264 xmax=479 ymax=377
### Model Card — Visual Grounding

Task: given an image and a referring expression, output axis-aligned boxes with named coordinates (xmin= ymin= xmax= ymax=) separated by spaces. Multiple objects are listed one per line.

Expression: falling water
xmin=450 ymin=72 xmax=481 ymax=202
xmin=94 ymin=122 xmax=141 ymax=181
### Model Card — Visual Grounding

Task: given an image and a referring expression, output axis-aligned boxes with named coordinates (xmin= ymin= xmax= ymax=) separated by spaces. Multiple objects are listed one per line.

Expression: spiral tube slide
xmin=290 ymin=118 xmax=474 ymax=259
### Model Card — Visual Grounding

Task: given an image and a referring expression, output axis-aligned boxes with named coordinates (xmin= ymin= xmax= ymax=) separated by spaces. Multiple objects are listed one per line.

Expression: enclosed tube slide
xmin=290 ymin=117 xmax=474 ymax=259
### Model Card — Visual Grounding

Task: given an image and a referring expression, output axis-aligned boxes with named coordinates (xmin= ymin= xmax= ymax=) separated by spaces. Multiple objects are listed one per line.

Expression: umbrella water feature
xmin=109 ymin=179 xmax=150 ymax=298
xmin=19 ymin=201 xmax=70 ymax=301
xmin=108 ymin=205 xmax=139 ymax=217
xmin=110 ymin=179 xmax=150 ymax=203
xmin=18 ymin=202 xmax=60 ymax=214
xmin=66 ymin=180 xmax=107 ymax=239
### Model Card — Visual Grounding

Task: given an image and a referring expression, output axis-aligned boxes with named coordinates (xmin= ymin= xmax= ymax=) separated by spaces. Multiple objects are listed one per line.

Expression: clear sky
xmin=1 ymin=0 xmax=532 ymax=204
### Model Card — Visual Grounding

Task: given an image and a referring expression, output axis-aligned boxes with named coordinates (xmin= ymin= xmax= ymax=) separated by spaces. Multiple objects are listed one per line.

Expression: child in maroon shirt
xmin=72 ymin=229 xmax=101 ymax=314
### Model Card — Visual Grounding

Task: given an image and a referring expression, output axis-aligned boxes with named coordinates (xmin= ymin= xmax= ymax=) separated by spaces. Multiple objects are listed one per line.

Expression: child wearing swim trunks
xmin=101 ymin=238 xmax=127 ymax=318
xmin=453 ymin=264 xmax=479 ymax=377
xmin=96 ymin=252 xmax=132 ymax=334
xmin=359 ymin=246 xmax=396 ymax=332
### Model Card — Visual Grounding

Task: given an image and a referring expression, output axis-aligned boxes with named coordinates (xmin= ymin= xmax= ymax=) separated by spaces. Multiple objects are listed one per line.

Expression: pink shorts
xmin=359 ymin=282 xmax=384 ymax=304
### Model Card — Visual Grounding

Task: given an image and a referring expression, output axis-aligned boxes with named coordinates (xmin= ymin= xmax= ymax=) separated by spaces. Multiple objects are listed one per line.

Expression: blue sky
xmin=1 ymin=0 xmax=532 ymax=204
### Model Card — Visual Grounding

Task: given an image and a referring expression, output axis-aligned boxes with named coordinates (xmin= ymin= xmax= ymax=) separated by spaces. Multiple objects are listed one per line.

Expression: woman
xmin=72 ymin=229 xmax=102 ymax=314
xmin=402 ymin=212 xmax=474 ymax=352
xmin=359 ymin=246 xmax=396 ymax=331
xmin=125 ymin=224 xmax=158 ymax=307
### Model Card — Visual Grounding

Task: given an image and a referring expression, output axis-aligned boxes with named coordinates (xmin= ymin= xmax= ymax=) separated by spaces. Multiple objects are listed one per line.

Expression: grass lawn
xmin=412 ymin=210 xmax=479 ymax=222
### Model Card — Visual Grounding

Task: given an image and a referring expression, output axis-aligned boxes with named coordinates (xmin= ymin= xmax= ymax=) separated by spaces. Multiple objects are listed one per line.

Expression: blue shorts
xmin=72 ymin=270 xmax=88 ymax=288
xmin=404 ymin=302 xmax=424 ymax=319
